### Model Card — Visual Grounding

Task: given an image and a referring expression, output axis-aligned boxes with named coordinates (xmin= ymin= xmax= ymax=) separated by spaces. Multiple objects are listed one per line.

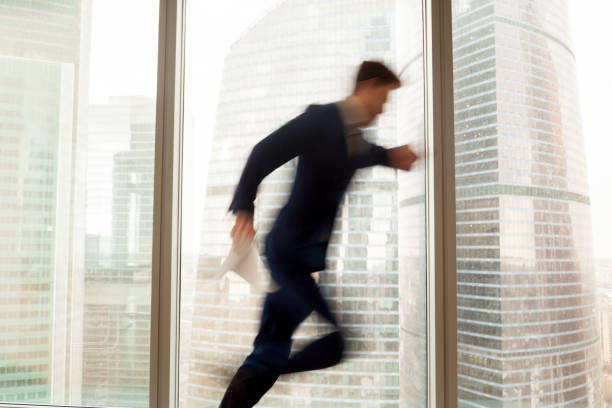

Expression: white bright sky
xmin=88 ymin=0 xmax=611 ymax=261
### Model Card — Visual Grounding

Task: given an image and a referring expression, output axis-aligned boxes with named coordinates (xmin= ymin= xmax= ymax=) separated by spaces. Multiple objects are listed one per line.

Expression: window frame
xmin=149 ymin=0 xmax=185 ymax=407
xmin=423 ymin=0 xmax=458 ymax=406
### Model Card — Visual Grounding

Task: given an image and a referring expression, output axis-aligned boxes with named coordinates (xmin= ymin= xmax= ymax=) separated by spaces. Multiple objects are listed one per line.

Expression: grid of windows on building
xmin=0 ymin=1 xmax=90 ymax=404
xmin=452 ymin=0 xmax=600 ymax=406
xmin=83 ymin=97 xmax=155 ymax=407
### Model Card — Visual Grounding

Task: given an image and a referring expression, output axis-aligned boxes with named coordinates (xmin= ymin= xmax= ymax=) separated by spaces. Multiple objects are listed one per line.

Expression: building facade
xmin=0 ymin=1 xmax=90 ymax=404
xmin=453 ymin=0 xmax=600 ymax=405
xmin=82 ymin=96 xmax=155 ymax=407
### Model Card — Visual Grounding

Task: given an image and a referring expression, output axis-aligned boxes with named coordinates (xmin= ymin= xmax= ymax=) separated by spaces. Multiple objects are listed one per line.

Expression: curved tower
xmin=185 ymin=0 xmax=404 ymax=406
xmin=452 ymin=0 xmax=600 ymax=405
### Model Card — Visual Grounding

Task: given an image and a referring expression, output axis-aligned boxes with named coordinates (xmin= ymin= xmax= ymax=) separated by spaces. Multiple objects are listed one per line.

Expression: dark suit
xmin=221 ymin=102 xmax=390 ymax=407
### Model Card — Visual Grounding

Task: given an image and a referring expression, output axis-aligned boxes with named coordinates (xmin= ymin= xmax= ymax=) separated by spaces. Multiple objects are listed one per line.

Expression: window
xmin=0 ymin=0 xmax=159 ymax=406
xmin=6 ymin=0 xmax=608 ymax=407
xmin=178 ymin=0 xmax=428 ymax=406
xmin=452 ymin=0 xmax=606 ymax=405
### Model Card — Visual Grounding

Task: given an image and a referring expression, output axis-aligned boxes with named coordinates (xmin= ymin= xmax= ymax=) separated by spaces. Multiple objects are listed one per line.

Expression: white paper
xmin=215 ymin=239 xmax=278 ymax=293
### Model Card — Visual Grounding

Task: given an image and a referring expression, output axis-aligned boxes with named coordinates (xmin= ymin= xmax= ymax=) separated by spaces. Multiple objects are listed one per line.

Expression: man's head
xmin=352 ymin=60 xmax=401 ymax=121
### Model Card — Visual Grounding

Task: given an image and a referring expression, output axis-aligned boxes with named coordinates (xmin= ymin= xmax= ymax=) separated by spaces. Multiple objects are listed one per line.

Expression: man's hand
xmin=230 ymin=210 xmax=255 ymax=247
xmin=387 ymin=144 xmax=419 ymax=170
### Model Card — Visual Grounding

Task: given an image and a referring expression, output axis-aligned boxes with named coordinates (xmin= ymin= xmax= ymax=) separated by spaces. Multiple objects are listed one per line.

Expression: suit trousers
xmin=219 ymin=233 xmax=345 ymax=407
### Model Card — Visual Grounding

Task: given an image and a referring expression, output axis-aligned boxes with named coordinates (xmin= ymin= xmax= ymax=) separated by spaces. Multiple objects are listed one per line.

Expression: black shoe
xmin=219 ymin=364 xmax=279 ymax=408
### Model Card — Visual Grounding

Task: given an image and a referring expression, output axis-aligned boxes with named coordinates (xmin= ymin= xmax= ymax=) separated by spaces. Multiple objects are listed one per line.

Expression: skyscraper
xmin=0 ymin=1 xmax=90 ymax=404
xmin=452 ymin=0 xmax=600 ymax=405
xmin=184 ymin=0 xmax=411 ymax=406
xmin=82 ymin=96 xmax=155 ymax=407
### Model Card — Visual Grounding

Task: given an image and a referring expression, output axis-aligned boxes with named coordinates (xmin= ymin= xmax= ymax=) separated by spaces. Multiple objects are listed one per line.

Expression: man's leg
xmin=220 ymin=252 xmax=345 ymax=406
xmin=220 ymin=278 xmax=313 ymax=408
xmin=278 ymin=275 xmax=345 ymax=375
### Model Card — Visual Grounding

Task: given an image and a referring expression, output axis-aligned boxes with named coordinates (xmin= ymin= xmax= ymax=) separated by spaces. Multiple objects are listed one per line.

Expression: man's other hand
xmin=231 ymin=211 xmax=255 ymax=247
xmin=387 ymin=144 xmax=419 ymax=170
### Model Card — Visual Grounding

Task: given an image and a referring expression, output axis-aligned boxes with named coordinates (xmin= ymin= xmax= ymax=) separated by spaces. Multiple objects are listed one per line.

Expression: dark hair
xmin=355 ymin=60 xmax=401 ymax=87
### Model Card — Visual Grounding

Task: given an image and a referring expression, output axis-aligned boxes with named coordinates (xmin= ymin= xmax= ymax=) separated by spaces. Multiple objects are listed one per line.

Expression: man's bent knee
xmin=328 ymin=331 xmax=345 ymax=366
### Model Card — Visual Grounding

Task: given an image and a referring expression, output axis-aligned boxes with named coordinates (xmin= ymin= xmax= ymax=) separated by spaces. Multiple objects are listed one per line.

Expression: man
xmin=220 ymin=61 xmax=418 ymax=407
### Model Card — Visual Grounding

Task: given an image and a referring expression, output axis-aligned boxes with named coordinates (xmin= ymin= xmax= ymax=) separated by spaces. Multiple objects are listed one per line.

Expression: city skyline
xmin=0 ymin=1 xmax=157 ymax=407
xmin=88 ymin=0 xmax=612 ymax=260
xmin=1 ymin=0 xmax=611 ymax=407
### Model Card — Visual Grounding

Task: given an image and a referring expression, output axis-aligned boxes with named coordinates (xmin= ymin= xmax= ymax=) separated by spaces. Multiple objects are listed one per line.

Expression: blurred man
xmin=220 ymin=60 xmax=418 ymax=407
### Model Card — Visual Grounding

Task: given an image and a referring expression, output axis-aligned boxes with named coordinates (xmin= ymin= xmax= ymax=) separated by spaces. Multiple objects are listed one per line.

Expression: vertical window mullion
xmin=150 ymin=0 xmax=185 ymax=407
xmin=425 ymin=0 xmax=457 ymax=406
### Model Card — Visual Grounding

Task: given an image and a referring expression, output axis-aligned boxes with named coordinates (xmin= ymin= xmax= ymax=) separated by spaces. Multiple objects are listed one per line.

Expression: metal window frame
xmin=149 ymin=0 xmax=185 ymax=407
xmin=425 ymin=0 xmax=457 ymax=407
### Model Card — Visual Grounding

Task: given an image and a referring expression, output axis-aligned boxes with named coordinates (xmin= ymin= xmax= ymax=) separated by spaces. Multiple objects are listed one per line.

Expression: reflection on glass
xmin=180 ymin=0 xmax=426 ymax=406
xmin=452 ymin=0 xmax=600 ymax=405
xmin=0 ymin=1 xmax=158 ymax=406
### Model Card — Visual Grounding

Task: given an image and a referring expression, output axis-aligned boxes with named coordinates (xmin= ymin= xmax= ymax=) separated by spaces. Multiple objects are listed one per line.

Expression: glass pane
xmin=452 ymin=0 xmax=603 ymax=405
xmin=179 ymin=0 xmax=427 ymax=406
xmin=0 ymin=1 xmax=159 ymax=406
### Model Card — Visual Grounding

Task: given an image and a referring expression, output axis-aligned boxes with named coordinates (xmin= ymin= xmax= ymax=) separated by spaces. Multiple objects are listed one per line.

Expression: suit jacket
xmin=229 ymin=102 xmax=391 ymax=272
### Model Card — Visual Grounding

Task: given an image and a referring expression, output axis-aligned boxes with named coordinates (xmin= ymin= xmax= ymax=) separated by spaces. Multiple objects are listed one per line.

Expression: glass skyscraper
xmin=452 ymin=0 xmax=600 ymax=405
xmin=0 ymin=1 xmax=90 ymax=404
xmin=83 ymin=96 xmax=155 ymax=407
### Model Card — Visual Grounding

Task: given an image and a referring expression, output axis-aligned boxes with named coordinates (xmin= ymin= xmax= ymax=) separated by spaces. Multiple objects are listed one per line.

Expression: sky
xmin=567 ymin=0 xmax=612 ymax=260
xmin=88 ymin=0 xmax=279 ymax=253
xmin=88 ymin=0 xmax=611 ymax=260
